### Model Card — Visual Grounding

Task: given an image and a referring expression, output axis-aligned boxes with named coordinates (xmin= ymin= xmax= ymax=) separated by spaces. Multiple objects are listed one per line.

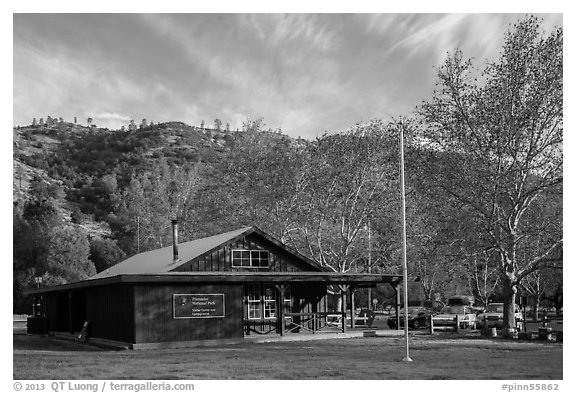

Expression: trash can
xmin=481 ymin=327 xmax=497 ymax=338
xmin=26 ymin=316 xmax=47 ymax=334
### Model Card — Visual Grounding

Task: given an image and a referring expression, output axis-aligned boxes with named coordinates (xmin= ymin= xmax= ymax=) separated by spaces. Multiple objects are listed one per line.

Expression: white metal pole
xmin=400 ymin=125 xmax=412 ymax=362
xmin=367 ymin=219 xmax=372 ymax=310
xmin=137 ymin=216 xmax=140 ymax=254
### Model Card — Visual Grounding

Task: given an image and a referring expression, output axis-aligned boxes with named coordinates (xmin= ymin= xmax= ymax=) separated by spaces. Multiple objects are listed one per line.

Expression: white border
xmin=231 ymin=249 xmax=270 ymax=268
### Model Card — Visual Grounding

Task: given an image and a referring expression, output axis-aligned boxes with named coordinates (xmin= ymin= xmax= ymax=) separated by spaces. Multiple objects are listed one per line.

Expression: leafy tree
xmin=28 ymin=174 xmax=64 ymax=202
xmin=242 ymin=117 xmax=265 ymax=133
xmin=129 ymin=120 xmax=137 ymax=131
xmin=540 ymin=268 xmax=562 ymax=316
xmin=45 ymin=226 xmax=95 ymax=284
xmin=214 ymin=119 xmax=222 ymax=131
xmin=417 ymin=16 xmax=562 ymax=335
xmin=113 ymin=159 xmax=200 ymax=254
xmin=212 ymin=121 xmax=307 ymax=240
xmin=89 ymin=236 xmax=127 ymax=272
xmin=404 ymin=190 xmax=457 ymax=302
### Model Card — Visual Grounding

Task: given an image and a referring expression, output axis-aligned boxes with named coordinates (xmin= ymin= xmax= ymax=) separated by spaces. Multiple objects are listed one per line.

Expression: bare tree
xmin=288 ymin=121 xmax=399 ymax=273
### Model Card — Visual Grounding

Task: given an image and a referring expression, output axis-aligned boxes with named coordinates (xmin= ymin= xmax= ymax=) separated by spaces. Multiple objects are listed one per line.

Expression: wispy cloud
xmin=138 ymin=13 xmax=345 ymax=134
xmin=13 ymin=41 xmax=199 ymax=129
xmin=93 ymin=112 xmax=131 ymax=123
xmin=384 ymin=14 xmax=468 ymax=58
xmin=241 ymin=14 xmax=336 ymax=52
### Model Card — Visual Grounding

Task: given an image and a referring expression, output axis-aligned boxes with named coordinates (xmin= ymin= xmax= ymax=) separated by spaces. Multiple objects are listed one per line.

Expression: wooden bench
xmin=429 ymin=315 xmax=461 ymax=334
xmin=354 ymin=309 xmax=375 ymax=328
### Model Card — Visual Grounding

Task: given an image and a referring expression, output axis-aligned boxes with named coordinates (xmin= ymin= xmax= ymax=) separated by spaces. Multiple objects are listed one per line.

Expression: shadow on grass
xmin=13 ymin=334 xmax=112 ymax=352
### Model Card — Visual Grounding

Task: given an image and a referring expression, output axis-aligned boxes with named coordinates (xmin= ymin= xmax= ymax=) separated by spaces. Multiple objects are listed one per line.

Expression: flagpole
xmin=400 ymin=124 xmax=412 ymax=362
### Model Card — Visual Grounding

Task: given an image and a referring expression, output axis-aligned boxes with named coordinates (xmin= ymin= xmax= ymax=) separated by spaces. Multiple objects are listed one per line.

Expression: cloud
xmin=13 ymin=42 xmax=198 ymax=129
xmin=14 ymin=13 xmax=563 ymax=139
xmin=385 ymin=14 xmax=468 ymax=58
xmin=137 ymin=14 xmax=344 ymax=135
xmin=138 ymin=14 xmax=258 ymax=92
xmin=241 ymin=14 xmax=336 ymax=52
xmin=93 ymin=112 xmax=131 ymax=123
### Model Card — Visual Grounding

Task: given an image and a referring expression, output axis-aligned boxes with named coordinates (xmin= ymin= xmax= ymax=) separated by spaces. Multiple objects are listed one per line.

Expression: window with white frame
xmin=263 ymin=285 xmax=276 ymax=319
xmin=247 ymin=284 xmax=262 ymax=319
xmin=232 ymin=250 xmax=270 ymax=267
xmin=246 ymin=284 xmax=279 ymax=320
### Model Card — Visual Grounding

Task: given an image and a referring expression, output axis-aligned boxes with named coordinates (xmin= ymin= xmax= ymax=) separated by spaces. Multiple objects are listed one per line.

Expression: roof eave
xmin=24 ymin=272 xmax=402 ymax=295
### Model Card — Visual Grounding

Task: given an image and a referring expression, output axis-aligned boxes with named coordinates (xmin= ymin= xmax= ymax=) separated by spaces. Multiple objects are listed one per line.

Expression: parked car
xmin=434 ymin=305 xmax=478 ymax=329
xmin=447 ymin=295 xmax=475 ymax=306
xmin=387 ymin=306 xmax=434 ymax=329
xmin=476 ymin=303 xmax=524 ymax=330
xmin=423 ymin=300 xmax=446 ymax=312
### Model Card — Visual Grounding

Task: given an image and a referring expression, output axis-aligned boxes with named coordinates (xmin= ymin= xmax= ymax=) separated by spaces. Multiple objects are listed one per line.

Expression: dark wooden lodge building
xmin=28 ymin=223 xmax=402 ymax=348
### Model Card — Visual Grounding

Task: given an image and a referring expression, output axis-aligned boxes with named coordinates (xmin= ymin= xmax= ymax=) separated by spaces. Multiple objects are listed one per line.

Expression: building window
xmin=246 ymin=284 xmax=278 ymax=320
xmin=263 ymin=285 xmax=276 ymax=318
xmin=247 ymin=284 xmax=262 ymax=319
xmin=232 ymin=250 xmax=269 ymax=267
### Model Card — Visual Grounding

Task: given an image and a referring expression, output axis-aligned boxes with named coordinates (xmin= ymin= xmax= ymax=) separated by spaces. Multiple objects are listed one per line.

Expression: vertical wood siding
xmin=45 ymin=292 xmax=69 ymax=332
xmin=176 ymin=233 xmax=320 ymax=273
xmin=134 ymin=283 xmax=243 ymax=343
xmin=85 ymin=284 xmax=135 ymax=343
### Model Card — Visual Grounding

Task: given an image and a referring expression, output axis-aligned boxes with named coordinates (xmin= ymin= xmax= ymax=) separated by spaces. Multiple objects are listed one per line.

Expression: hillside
xmin=13 ymin=120 xmax=303 ymax=239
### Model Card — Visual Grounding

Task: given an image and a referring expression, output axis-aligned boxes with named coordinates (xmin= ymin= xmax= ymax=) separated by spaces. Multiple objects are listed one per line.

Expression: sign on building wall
xmin=173 ymin=294 xmax=226 ymax=319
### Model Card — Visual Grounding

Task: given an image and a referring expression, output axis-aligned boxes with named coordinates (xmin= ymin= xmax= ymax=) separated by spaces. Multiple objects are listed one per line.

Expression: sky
xmin=13 ymin=13 xmax=563 ymax=139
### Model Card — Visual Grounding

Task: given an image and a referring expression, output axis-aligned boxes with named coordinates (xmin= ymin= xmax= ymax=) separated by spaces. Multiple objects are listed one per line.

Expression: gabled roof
xmin=90 ymin=226 xmax=327 ymax=280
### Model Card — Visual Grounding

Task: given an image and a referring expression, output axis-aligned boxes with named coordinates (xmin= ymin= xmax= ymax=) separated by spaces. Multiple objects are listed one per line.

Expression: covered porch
xmin=237 ymin=272 xmax=403 ymax=337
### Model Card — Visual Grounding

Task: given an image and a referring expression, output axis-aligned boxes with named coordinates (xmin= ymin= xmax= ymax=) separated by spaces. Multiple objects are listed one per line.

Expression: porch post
xmin=293 ymin=295 xmax=301 ymax=333
xmin=395 ymin=283 xmax=401 ymax=331
xmin=276 ymin=284 xmax=287 ymax=336
xmin=312 ymin=295 xmax=319 ymax=333
xmin=40 ymin=294 xmax=45 ymax=317
xmin=68 ymin=291 xmax=73 ymax=334
xmin=350 ymin=287 xmax=356 ymax=329
xmin=340 ymin=285 xmax=348 ymax=333
xmin=244 ymin=287 xmax=250 ymax=336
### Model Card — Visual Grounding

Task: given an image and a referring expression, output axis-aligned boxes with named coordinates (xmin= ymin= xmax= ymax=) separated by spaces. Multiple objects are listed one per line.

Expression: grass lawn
xmin=13 ymin=334 xmax=562 ymax=380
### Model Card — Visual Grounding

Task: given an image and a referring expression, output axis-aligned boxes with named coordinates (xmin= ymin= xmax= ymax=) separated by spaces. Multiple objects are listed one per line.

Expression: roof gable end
xmin=90 ymin=226 xmax=328 ymax=280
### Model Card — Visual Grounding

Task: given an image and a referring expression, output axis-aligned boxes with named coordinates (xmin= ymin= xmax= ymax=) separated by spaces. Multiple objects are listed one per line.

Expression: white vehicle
xmin=434 ymin=305 xmax=477 ymax=329
xmin=476 ymin=303 xmax=523 ymax=330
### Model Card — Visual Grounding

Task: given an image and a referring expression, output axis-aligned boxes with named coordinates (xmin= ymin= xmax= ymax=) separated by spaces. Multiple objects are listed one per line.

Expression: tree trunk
xmin=502 ymin=275 xmax=517 ymax=338
xmin=335 ymin=292 xmax=342 ymax=313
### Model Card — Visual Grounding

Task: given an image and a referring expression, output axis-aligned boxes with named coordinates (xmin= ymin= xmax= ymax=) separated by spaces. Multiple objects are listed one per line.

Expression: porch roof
xmin=26 ymin=272 xmax=402 ymax=295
